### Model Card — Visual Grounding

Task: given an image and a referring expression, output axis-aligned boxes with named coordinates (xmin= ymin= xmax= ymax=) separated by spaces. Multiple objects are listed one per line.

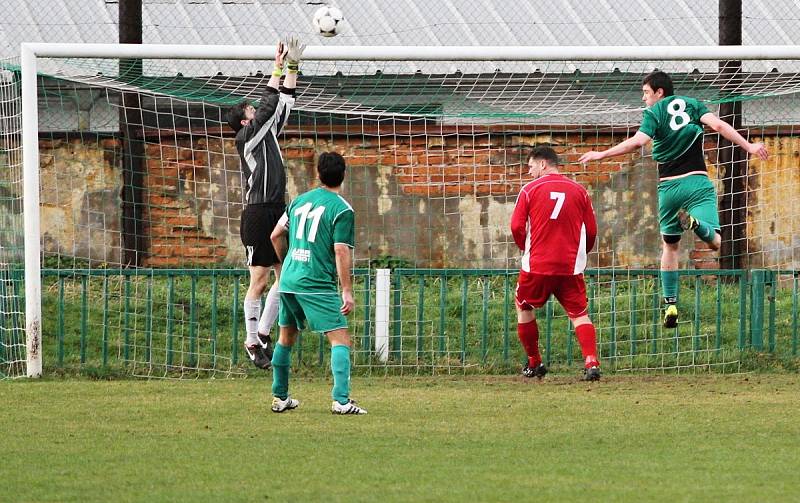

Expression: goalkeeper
xmin=226 ymin=37 xmax=305 ymax=369
xmin=579 ymin=71 xmax=768 ymax=328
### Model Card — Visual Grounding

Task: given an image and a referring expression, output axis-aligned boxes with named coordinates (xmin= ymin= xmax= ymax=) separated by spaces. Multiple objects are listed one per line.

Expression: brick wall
xmin=363 ymin=132 xmax=624 ymax=198
xmin=144 ymin=141 xmax=228 ymax=267
xmin=37 ymin=127 xmax=798 ymax=270
xmin=136 ymin=127 xmax=697 ymax=269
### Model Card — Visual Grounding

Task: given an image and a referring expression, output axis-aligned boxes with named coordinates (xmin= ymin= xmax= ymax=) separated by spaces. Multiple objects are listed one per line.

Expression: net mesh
xmin=0 ymin=61 xmax=26 ymax=378
xmin=2 ymin=52 xmax=799 ymax=377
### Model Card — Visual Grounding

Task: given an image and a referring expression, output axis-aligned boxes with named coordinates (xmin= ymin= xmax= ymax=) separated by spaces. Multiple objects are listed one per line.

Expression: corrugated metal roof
xmin=2 ymin=0 xmax=799 ymax=74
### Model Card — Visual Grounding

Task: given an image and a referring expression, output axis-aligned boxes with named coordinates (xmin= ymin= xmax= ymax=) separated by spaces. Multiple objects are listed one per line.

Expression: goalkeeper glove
xmin=284 ymin=36 xmax=306 ymax=74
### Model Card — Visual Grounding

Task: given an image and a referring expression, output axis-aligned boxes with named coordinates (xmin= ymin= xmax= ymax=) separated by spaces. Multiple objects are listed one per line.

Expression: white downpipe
xmin=23 ymin=43 xmax=800 ymax=61
xmin=21 ymin=44 xmax=42 ymax=378
xmin=374 ymin=269 xmax=390 ymax=363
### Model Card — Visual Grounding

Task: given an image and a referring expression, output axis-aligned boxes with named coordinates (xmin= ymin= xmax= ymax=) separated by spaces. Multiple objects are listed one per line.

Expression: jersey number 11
xmin=294 ymin=202 xmax=326 ymax=243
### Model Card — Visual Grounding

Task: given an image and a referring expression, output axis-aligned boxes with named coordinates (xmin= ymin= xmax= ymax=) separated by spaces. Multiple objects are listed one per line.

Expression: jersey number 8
xmin=667 ymin=98 xmax=691 ymax=131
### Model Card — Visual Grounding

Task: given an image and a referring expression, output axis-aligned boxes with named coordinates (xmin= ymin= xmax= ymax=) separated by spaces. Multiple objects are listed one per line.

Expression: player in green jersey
xmin=579 ymin=71 xmax=768 ymax=328
xmin=268 ymin=152 xmax=367 ymax=415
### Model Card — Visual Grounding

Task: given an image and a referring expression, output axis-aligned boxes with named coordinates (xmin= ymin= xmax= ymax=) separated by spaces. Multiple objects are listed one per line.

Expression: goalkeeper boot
xmin=271 ymin=395 xmax=300 ymax=413
xmin=332 ymin=399 xmax=368 ymax=415
xmin=677 ymin=209 xmax=699 ymax=232
xmin=663 ymin=304 xmax=678 ymax=329
xmin=583 ymin=366 xmax=601 ymax=382
xmin=522 ymin=363 xmax=547 ymax=379
xmin=244 ymin=334 xmax=273 ymax=370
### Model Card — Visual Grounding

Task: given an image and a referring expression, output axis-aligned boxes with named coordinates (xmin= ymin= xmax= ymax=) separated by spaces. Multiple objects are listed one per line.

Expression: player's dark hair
xmin=528 ymin=145 xmax=560 ymax=167
xmin=317 ymin=151 xmax=347 ymax=187
xmin=226 ymin=100 xmax=249 ymax=133
xmin=643 ymin=70 xmax=674 ymax=97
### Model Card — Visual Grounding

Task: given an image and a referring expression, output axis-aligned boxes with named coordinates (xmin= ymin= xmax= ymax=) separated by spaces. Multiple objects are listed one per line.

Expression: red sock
xmin=517 ymin=320 xmax=541 ymax=367
xmin=575 ymin=323 xmax=599 ymax=368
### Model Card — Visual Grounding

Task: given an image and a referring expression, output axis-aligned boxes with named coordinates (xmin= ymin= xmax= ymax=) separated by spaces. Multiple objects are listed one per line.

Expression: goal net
xmin=3 ymin=45 xmax=799 ymax=378
xmin=1 ymin=65 xmax=26 ymax=379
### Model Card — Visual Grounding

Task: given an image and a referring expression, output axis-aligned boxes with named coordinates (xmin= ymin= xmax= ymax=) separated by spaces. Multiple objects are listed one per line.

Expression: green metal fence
xmin=37 ymin=267 xmax=372 ymax=375
xmin=30 ymin=267 xmax=800 ymax=375
xmin=386 ymin=268 xmax=799 ymax=371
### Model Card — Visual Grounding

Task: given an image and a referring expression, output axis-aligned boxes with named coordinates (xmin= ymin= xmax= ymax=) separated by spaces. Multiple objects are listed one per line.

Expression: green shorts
xmin=278 ymin=292 xmax=348 ymax=333
xmin=657 ymin=174 xmax=720 ymax=237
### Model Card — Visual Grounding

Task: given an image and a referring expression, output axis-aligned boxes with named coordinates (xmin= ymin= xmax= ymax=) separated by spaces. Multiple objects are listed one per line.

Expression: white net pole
xmin=22 ymin=44 xmax=42 ymax=377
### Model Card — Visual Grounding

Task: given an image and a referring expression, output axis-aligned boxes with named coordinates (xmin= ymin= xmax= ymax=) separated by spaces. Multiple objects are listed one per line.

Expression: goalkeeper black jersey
xmin=235 ymin=85 xmax=295 ymax=205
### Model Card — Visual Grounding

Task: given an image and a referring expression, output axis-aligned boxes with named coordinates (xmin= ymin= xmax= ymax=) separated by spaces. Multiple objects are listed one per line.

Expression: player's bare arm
xmin=700 ymin=113 xmax=769 ymax=160
xmin=579 ymin=131 xmax=651 ymax=163
xmin=334 ymin=243 xmax=354 ymax=315
xmin=271 ymin=220 xmax=289 ymax=263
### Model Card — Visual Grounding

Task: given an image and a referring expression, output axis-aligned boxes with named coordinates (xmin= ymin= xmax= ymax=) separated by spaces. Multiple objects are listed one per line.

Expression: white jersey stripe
xmin=521 ymin=218 xmax=531 ymax=273
xmin=574 ymin=223 xmax=587 ymax=274
xmin=336 ymin=194 xmax=354 ymax=211
xmin=243 ymin=115 xmax=277 ymax=202
xmin=277 ymin=211 xmax=289 ymax=229
xmin=242 ymin=97 xmax=285 ymax=202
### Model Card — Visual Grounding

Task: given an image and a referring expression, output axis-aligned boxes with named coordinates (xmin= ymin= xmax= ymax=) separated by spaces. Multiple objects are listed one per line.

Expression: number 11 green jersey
xmin=278 ymin=187 xmax=355 ymax=294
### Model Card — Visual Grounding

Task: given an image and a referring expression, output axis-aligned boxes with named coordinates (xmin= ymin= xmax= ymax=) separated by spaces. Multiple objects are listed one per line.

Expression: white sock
xmin=244 ymin=298 xmax=261 ymax=346
xmin=258 ymin=282 xmax=280 ymax=338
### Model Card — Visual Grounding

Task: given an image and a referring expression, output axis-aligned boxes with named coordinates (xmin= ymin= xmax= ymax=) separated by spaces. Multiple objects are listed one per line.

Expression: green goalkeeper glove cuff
xmin=287 ymin=61 xmax=299 ymax=74
xmin=271 ymin=63 xmax=283 ymax=77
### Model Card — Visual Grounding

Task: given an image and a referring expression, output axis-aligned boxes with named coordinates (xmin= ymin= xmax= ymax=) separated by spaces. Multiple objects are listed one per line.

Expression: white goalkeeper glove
xmin=284 ymin=36 xmax=306 ymax=74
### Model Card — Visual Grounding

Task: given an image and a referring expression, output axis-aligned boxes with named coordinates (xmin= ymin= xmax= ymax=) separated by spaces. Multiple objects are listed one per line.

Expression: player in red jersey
xmin=510 ymin=146 xmax=601 ymax=381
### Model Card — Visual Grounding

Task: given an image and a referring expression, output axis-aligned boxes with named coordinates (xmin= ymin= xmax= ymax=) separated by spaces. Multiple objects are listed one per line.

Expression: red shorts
xmin=515 ymin=272 xmax=589 ymax=317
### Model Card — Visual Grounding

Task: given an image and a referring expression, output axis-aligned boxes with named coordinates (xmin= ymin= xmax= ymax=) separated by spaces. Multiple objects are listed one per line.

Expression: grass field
xmin=2 ymin=373 xmax=799 ymax=502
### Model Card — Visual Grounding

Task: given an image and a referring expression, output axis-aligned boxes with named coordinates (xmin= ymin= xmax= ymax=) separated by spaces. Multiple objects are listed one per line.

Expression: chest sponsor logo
xmin=291 ymin=248 xmax=311 ymax=262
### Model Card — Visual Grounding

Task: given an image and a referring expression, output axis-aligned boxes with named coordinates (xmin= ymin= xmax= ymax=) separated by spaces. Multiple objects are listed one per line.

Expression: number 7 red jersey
xmin=510 ymin=173 xmax=597 ymax=275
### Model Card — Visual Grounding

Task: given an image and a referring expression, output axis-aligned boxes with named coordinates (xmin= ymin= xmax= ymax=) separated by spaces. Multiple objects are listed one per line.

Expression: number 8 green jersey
xmin=639 ymin=95 xmax=710 ymax=163
xmin=278 ymin=187 xmax=355 ymax=294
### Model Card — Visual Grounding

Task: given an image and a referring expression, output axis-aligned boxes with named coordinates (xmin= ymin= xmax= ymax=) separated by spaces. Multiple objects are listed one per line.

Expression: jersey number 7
xmin=549 ymin=192 xmax=565 ymax=219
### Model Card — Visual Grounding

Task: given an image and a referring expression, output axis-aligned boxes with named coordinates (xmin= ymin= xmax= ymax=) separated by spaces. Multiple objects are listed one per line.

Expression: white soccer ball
xmin=313 ymin=5 xmax=344 ymax=37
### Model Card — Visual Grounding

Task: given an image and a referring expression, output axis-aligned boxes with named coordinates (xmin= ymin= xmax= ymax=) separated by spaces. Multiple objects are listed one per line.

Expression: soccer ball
xmin=312 ymin=5 xmax=344 ymax=37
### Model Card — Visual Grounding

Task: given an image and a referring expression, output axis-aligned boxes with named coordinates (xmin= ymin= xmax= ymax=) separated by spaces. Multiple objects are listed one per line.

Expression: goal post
xmin=12 ymin=43 xmax=800 ymax=378
xmin=21 ymin=44 xmax=42 ymax=377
